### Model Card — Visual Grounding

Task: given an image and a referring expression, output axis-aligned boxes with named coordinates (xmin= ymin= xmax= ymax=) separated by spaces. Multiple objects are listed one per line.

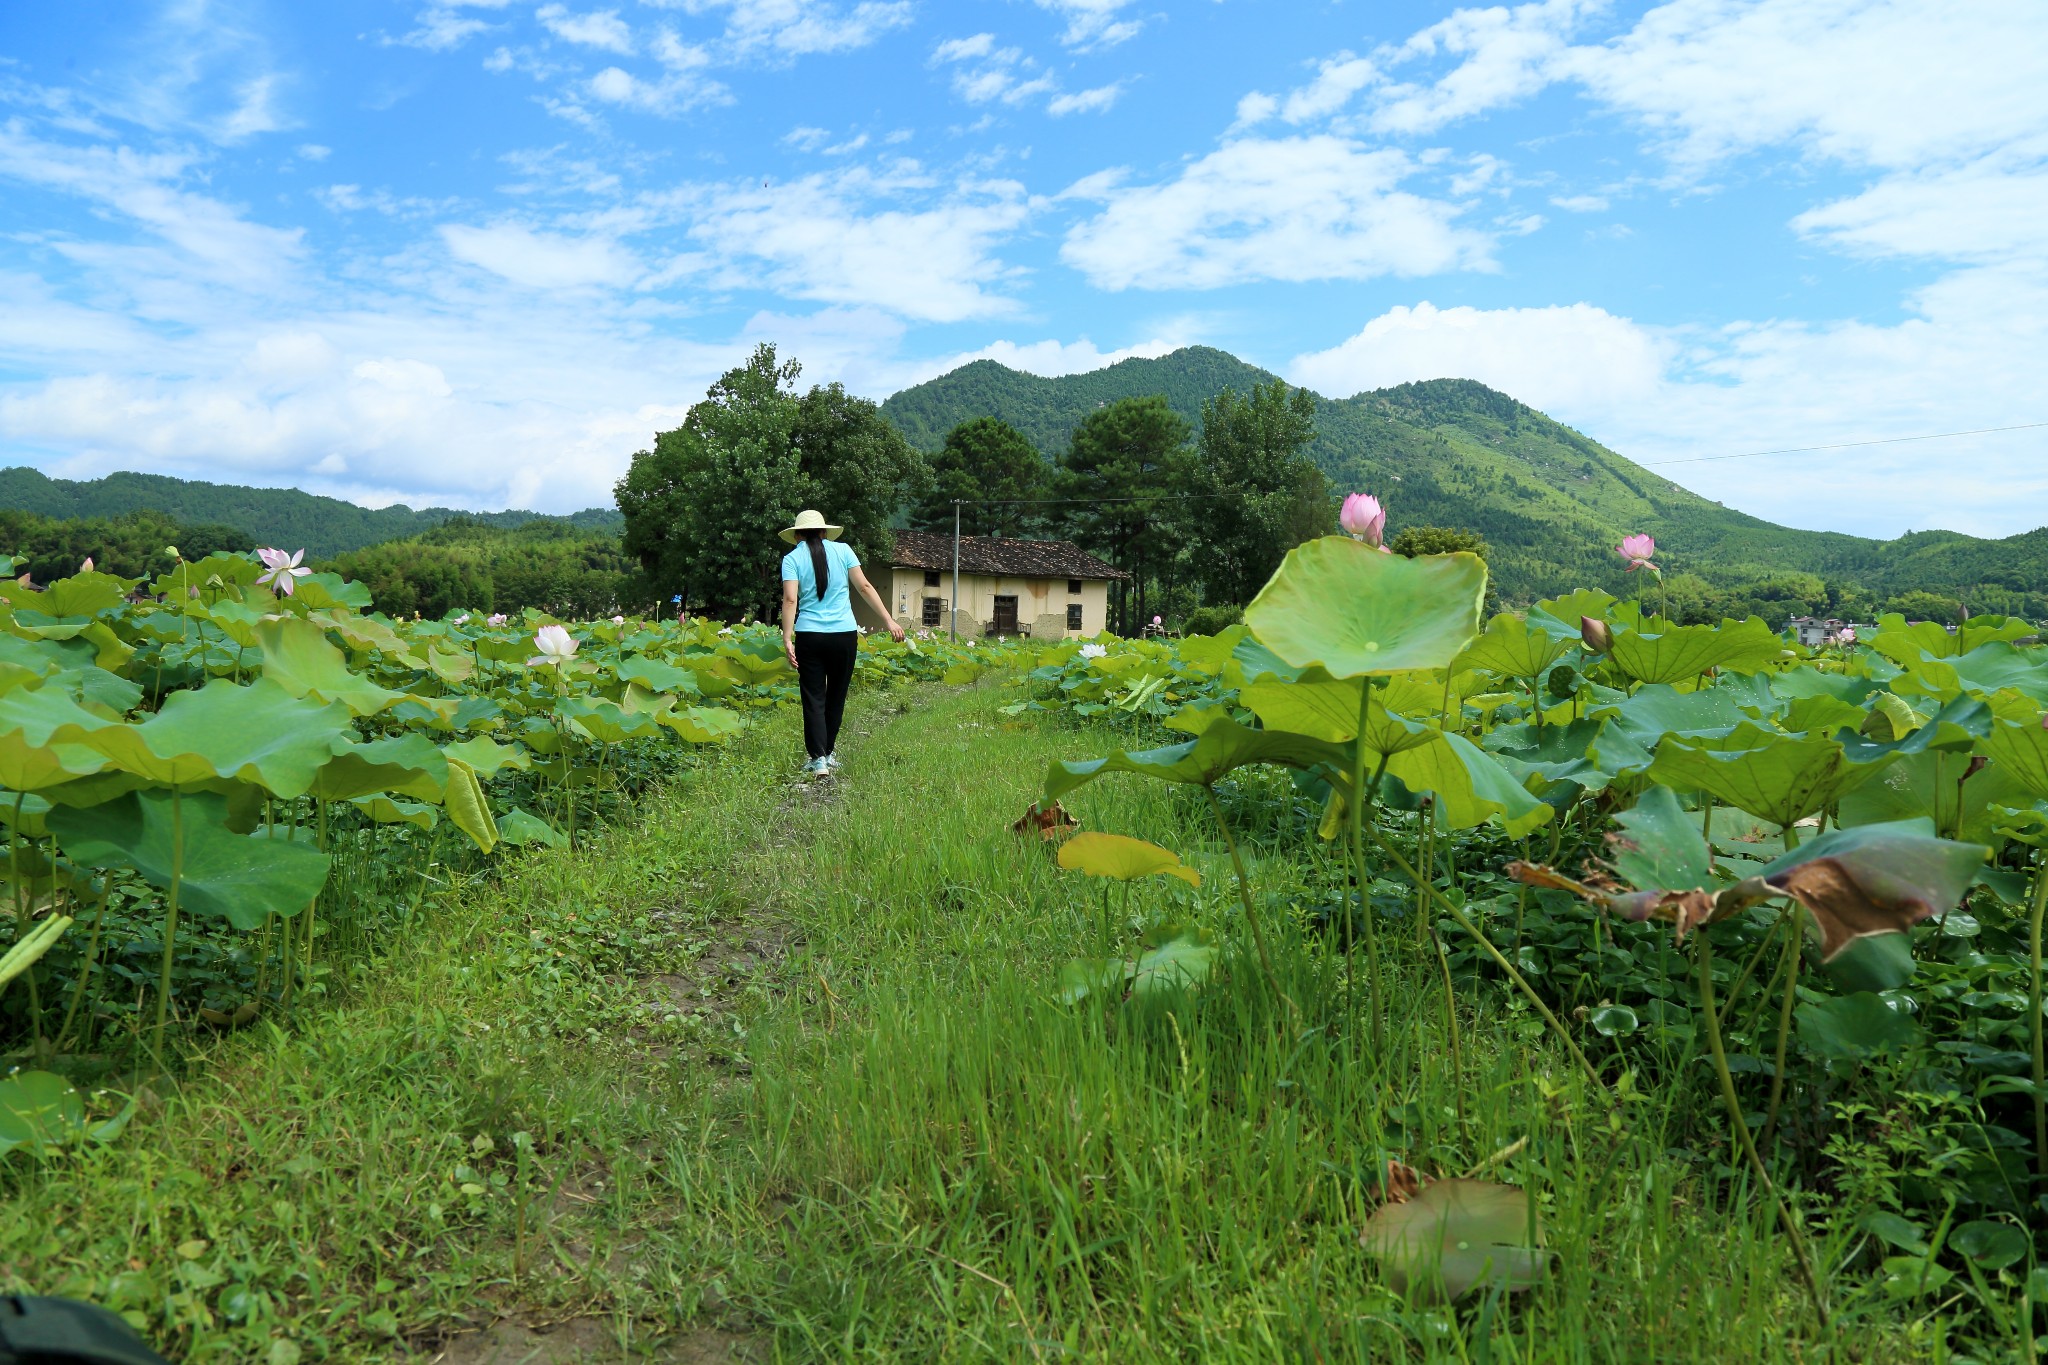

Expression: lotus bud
xmin=79 ymin=557 xmax=93 ymax=573
xmin=1339 ymin=492 xmax=1387 ymax=548
xmin=1580 ymin=616 xmax=1613 ymax=654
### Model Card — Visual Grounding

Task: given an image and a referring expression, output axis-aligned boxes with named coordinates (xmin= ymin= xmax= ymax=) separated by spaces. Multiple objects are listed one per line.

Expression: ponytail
xmin=801 ymin=528 xmax=830 ymax=601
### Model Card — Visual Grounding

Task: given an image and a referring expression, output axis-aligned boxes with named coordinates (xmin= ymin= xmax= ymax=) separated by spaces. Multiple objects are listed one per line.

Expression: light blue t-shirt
xmin=781 ymin=539 xmax=862 ymax=632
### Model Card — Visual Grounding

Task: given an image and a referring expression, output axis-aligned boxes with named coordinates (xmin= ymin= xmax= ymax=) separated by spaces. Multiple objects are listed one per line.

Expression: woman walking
xmin=779 ymin=509 xmax=904 ymax=776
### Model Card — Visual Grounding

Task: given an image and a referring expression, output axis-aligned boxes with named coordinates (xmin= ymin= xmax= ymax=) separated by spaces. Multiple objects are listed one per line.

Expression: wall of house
xmin=861 ymin=566 xmax=1110 ymax=639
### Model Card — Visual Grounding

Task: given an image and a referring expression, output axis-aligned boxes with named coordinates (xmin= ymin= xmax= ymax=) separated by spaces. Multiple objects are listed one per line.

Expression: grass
xmin=0 ymin=675 xmax=1957 ymax=1361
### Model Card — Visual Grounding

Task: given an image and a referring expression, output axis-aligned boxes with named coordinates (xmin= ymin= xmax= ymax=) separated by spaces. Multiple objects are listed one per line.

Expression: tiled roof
xmin=882 ymin=530 xmax=1127 ymax=580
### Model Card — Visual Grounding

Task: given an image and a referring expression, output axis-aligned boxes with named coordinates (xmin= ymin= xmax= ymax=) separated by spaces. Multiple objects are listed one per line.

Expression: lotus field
xmin=0 ymin=547 xmax=998 ymax=1140
xmin=1013 ymin=536 xmax=2048 ymax=1326
xmin=10 ymin=526 xmax=2048 ymax=1357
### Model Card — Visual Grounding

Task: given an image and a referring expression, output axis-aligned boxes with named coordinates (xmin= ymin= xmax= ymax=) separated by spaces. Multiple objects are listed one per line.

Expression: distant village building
xmin=1787 ymin=615 xmax=1875 ymax=647
xmin=854 ymin=530 xmax=1125 ymax=639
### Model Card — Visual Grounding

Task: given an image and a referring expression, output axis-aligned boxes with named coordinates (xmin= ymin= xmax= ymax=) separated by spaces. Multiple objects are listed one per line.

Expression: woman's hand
xmin=887 ymin=620 xmax=906 ymax=643
xmin=784 ymin=634 xmax=799 ymax=671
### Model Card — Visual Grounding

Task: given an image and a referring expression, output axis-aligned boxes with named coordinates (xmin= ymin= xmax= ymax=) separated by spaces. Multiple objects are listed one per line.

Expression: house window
xmin=1067 ymin=603 xmax=1083 ymax=631
xmin=922 ymin=598 xmax=943 ymax=627
xmin=1067 ymin=579 xmax=1083 ymax=595
xmin=924 ymin=570 xmax=941 ymax=587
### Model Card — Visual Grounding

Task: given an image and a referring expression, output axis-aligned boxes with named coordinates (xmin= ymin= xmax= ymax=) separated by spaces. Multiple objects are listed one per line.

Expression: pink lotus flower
xmin=487 ymin=612 xmax=508 ymax=626
xmin=1617 ymin=534 xmax=1657 ymax=572
xmin=79 ymin=557 xmax=93 ymax=573
xmin=1340 ymin=492 xmax=1387 ymax=548
xmin=1838 ymin=626 xmax=1857 ymax=645
xmin=256 ymin=547 xmax=312 ymax=596
xmin=610 ymin=614 xmax=625 ymax=625
xmin=1152 ymin=615 xmax=1162 ymax=626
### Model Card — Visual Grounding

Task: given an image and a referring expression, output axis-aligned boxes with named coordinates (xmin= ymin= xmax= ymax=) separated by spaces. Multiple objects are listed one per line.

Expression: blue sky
xmin=1 ymin=1 xmax=2044 ymax=540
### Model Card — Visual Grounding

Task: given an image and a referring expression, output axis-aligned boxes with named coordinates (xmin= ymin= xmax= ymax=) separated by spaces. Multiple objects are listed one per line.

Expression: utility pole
xmin=951 ymin=500 xmax=962 ymax=641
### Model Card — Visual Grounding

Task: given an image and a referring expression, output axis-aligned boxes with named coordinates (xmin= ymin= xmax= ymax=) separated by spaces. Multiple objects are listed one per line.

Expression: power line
xmin=957 ymin=493 xmax=1239 ymax=506
xmin=1643 ymin=420 xmax=2048 ymax=467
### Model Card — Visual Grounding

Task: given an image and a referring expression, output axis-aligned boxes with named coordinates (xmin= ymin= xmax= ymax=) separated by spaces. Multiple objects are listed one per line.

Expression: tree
xmin=615 ymin=344 xmax=927 ymax=621
xmin=1057 ymin=395 xmax=1191 ymax=633
xmin=909 ymin=417 xmax=1051 ymax=537
xmin=1887 ymin=589 xmax=1966 ymax=624
xmin=1190 ymin=381 xmax=1326 ymax=606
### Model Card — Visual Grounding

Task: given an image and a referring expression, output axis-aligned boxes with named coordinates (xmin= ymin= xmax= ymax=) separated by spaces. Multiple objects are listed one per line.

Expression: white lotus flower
xmin=527 ymin=624 xmax=579 ymax=667
xmin=1078 ymin=642 xmax=1107 ymax=660
xmin=487 ymin=613 xmax=508 ymax=626
xmin=255 ymin=547 xmax=312 ymax=596
xmin=453 ymin=614 xmax=470 ymax=627
xmin=611 ymin=614 xmax=625 ymax=625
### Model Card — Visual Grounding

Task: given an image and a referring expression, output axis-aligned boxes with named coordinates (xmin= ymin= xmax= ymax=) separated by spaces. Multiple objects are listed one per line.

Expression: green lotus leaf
xmin=1608 ymin=785 xmax=1713 ymax=893
xmin=441 ymin=735 xmax=531 ymax=779
xmin=1382 ymin=733 xmax=1553 ymax=837
xmin=346 ymin=795 xmax=439 ymax=830
xmin=1951 ymin=1220 xmax=2029 ymax=1271
xmin=256 ymin=616 xmax=404 ymax=715
xmin=311 ymin=734 xmax=448 ymax=803
xmin=0 ymin=686 xmax=117 ymax=790
xmin=1244 ymin=538 xmax=1485 ymax=679
xmin=1985 ymin=717 xmax=2048 ymax=802
xmin=46 ymin=790 xmax=330 ymax=929
xmin=559 ymin=697 xmax=663 ymax=744
xmin=1794 ymin=992 xmax=1922 ymax=1061
xmin=43 ymin=665 xmax=144 ymax=717
xmin=1838 ymin=696 xmax=1990 ymax=763
xmin=1483 ymin=718 xmax=1614 ymax=794
xmin=1861 ymin=692 xmax=1924 ymax=741
xmin=1770 ymin=668 xmax=1881 ymax=707
xmin=1057 ymin=956 xmax=1127 ymax=1006
xmin=1837 ymin=748 xmax=2029 ymax=847
xmin=288 ymin=573 xmax=374 ymax=611
xmin=1649 ymin=723 xmax=1887 ymax=830
xmin=1821 ymin=932 xmax=1918 ymax=994
xmin=1892 ymin=642 xmax=2048 ymax=708
xmin=1779 ymin=693 xmax=1871 ymax=738
xmin=311 ymin=609 xmax=412 ymax=657
xmin=1455 ymin=612 xmax=1577 ymax=680
xmin=0 ymin=632 xmax=84 ymax=678
xmin=427 ymin=647 xmax=475 ymax=685
xmin=1526 ymin=587 xmax=1617 ymax=639
xmin=1044 ymin=717 xmax=1350 ymax=802
xmin=496 ymin=807 xmax=567 ymax=848
xmin=1359 ymin=1177 xmax=1548 ymax=1303
xmin=658 ymin=706 xmax=745 ymax=743
xmin=1606 ymin=616 xmax=1783 ymax=685
xmin=197 ymin=598 xmax=268 ymax=649
xmin=442 ymin=756 xmax=497 ymax=854
xmin=84 ymin=678 xmax=353 ymax=798
xmin=1057 ymin=832 xmax=1200 ymax=885
xmin=615 ymin=656 xmax=702 ymax=697
xmin=36 ymin=571 xmax=132 ymax=620
xmin=0 ymin=1070 xmax=130 ymax=1157
xmin=1128 ymin=926 xmax=1218 ymax=995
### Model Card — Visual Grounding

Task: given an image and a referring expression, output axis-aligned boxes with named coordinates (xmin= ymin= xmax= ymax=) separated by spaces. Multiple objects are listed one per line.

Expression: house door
xmin=992 ymin=595 xmax=1018 ymax=635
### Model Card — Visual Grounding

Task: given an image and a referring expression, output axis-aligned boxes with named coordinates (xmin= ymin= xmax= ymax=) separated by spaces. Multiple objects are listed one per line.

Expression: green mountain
xmin=0 ymin=467 xmax=621 ymax=560
xmin=882 ymin=346 xmax=2046 ymax=615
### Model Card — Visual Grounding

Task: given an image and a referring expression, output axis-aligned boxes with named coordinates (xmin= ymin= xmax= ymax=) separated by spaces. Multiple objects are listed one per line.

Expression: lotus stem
xmin=11 ymin=791 xmax=47 ymax=1066
xmin=1375 ymin=827 xmax=1605 ymax=1092
xmin=153 ymin=788 xmax=185 ymax=1064
xmin=1760 ymin=904 xmax=1804 ymax=1150
xmin=1351 ymin=683 xmax=1385 ymax=1055
xmin=1696 ymin=932 xmax=1830 ymax=1331
xmin=1430 ymin=924 xmax=1466 ymax=1132
xmin=1204 ymin=786 xmax=1288 ymax=1010
xmin=2029 ymin=858 xmax=2048 ymax=1180
xmin=55 ymin=876 xmax=112 ymax=1053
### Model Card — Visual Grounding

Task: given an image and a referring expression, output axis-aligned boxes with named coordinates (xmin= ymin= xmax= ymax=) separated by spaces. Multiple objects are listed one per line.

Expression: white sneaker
xmin=803 ymin=756 xmax=829 ymax=776
xmin=823 ymin=752 xmax=841 ymax=772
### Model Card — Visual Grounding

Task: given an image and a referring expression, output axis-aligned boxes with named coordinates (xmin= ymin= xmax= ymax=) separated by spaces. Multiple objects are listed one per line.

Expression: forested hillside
xmin=323 ymin=517 xmax=644 ymax=619
xmin=0 ymin=467 xmax=620 ymax=559
xmin=883 ymin=347 xmax=2048 ymax=616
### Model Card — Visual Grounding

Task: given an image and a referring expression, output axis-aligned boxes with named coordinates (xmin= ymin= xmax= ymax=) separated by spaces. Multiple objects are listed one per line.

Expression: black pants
xmin=793 ymin=630 xmax=859 ymax=759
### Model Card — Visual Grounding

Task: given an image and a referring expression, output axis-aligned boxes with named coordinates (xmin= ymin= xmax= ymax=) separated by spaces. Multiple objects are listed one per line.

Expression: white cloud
xmin=1236 ymin=53 xmax=1379 ymax=131
xmin=584 ymin=62 xmax=726 ymax=113
xmin=536 ymin=5 xmax=635 ymax=53
xmin=392 ymin=9 xmax=494 ymax=52
xmin=1549 ymin=193 xmax=1607 ymax=212
xmin=1367 ymin=0 xmax=1589 ymax=135
xmin=440 ymin=223 xmax=642 ymax=288
xmin=296 ymin=143 xmax=332 ymax=162
xmin=1289 ymin=301 xmax=1670 ymax=411
xmin=1048 ymin=83 xmax=1123 ymax=117
xmin=932 ymin=33 xmax=997 ymax=63
xmin=667 ymin=167 xmax=1032 ymax=322
xmin=1034 ymin=0 xmax=1143 ymax=49
xmin=1793 ymin=160 xmax=2048 ymax=263
xmin=1061 ymin=136 xmax=1494 ymax=290
xmin=680 ymin=0 xmax=913 ymax=57
xmin=933 ymin=335 xmax=1181 ymax=378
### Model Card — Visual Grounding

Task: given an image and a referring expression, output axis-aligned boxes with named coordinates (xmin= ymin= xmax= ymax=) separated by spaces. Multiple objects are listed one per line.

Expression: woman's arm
xmin=848 ymin=566 xmax=906 ymax=642
xmin=780 ymin=578 xmax=800 ymax=669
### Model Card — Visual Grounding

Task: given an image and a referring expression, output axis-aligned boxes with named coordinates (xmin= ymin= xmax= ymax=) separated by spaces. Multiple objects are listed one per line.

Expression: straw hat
xmin=779 ymin=509 xmax=844 ymax=544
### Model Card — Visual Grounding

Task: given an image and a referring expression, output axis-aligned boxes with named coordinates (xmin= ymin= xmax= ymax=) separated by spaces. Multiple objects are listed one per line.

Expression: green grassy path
xmin=2 ymin=679 xmax=1920 ymax=1362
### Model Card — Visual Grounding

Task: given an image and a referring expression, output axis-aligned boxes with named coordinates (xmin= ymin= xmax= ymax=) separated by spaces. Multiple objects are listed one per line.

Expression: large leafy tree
xmin=1057 ymin=395 xmax=1192 ymax=633
xmin=615 ymin=345 xmax=926 ymax=621
xmin=1190 ymin=380 xmax=1326 ymax=607
xmin=909 ymin=417 xmax=1052 ymax=538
